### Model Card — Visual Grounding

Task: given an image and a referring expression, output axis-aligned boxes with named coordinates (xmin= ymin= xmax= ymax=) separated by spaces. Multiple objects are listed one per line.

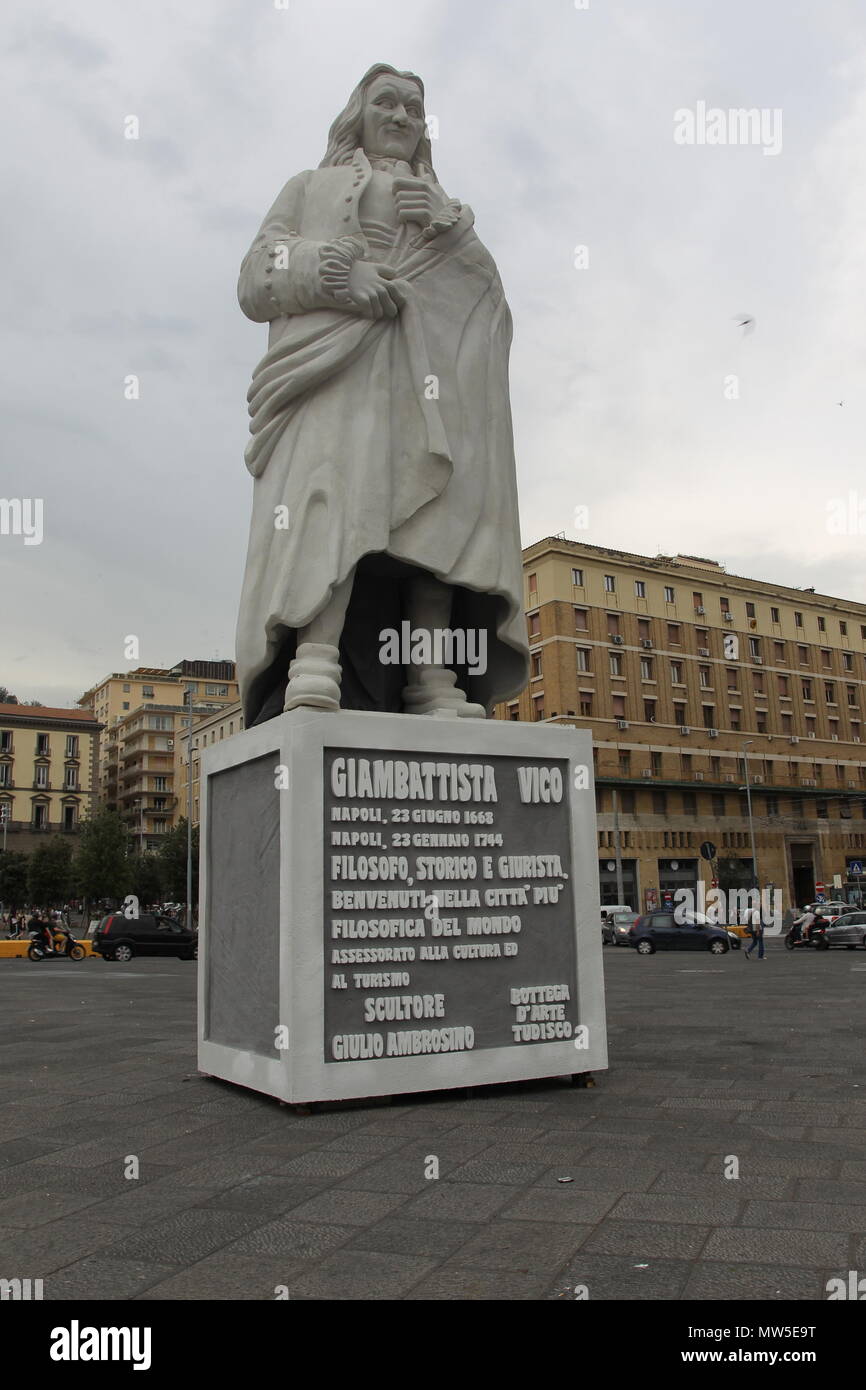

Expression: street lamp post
xmin=740 ymin=739 xmax=760 ymax=897
xmin=186 ymin=687 xmax=193 ymax=931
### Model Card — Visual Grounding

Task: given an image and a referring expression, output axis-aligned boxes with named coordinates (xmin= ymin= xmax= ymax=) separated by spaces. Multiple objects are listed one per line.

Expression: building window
xmin=610 ymin=653 xmax=623 ymax=676
xmin=35 ymin=764 xmax=49 ymax=788
xmin=753 ymin=673 xmax=764 ymax=694
xmin=528 ymin=613 xmax=540 ymax=637
xmin=667 ymin=624 xmax=681 ymax=646
xmin=843 ymin=652 xmax=853 ymax=671
xmin=0 ymin=767 xmax=9 ymax=788
xmin=579 ymin=696 xmax=592 ymax=717
xmin=644 ymin=700 xmax=656 ymax=723
xmin=746 ymin=602 xmax=755 ymax=618
xmin=532 ymin=696 xmax=544 ymax=721
xmin=122 ymin=702 xmax=129 ymax=710
xmin=682 ymin=791 xmax=697 ymax=815
xmin=65 ymin=767 xmax=77 ymax=789
xmin=528 ymin=572 xmax=537 ymax=596
xmin=729 ymin=712 xmax=741 ymax=731
xmin=652 ymin=790 xmax=667 ymax=815
xmin=670 ymin=662 xmax=683 ymax=683
xmin=749 ymin=637 xmax=760 ymax=658
xmin=640 ymin=658 xmax=653 ymax=680
xmin=699 ymin=666 xmax=711 ymax=688
xmin=123 ymin=683 xmax=130 ymax=692
xmin=574 ymin=607 xmax=588 ymax=630
xmin=638 ymin=619 xmax=650 ymax=641
xmin=817 ymin=616 xmax=826 ymax=632
xmin=65 ymin=735 xmax=78 ymax=758
xmin=720 ymin=597 xmax=730 ymax=614
xmin=798 ymin=645 xmax=809 ymax=664
xmin=0 ymin=731 xmax=11 ymax=752
xmin=531 ymin=652 xmax=542 ymax=678
xmin=674 ymin=703 xmax=686 ymax=726
xmin=604 ymin=574 xmax=616 ymax=592
xmin=771 ymin=607 xmax=780 ymax=623
xmin=142 ymin=686 xmax=154 ymax=698
xmin=703 ymin=706 xmax=716 ymax=729
xmin=576 ymin=648 xmax=591 ymax=672
xmin=712 ymin=793 xmax=726 ymax=817
xmin=821 ymin=649 xmax=832 ymax=668
xmin=612 ymin=695 xmax=626 ymax=718
xmin=620 ymin=790 xmax=635 ymax=813
xmin=756 ymin=714 xmax=767 ymax=734
xmin=802 ymin=680 xmax=812 ymax=700
xmin=572 ymin=567 xmax=584 ymax=586
xmin=33 ymin=804 xmax=47 ymax=829
xmin=635 ymin=580 xmax=646 ymax=597
xmin=618 ymin=751 xmax=631 ymax=775
xmin=781 ymin=713 xmax=792 ymax=733
xmin=778 ymin=675 xmax=789 ymax=696
xmin=794 ymin=612 xmax=803 ymax=628
xmin=607 ymin=613 xmax=620 ymax=637
xmin=825 ymin=683 xmax=836 ymax=704
xmin=693 ymin=592 xmax=703 ymax=611
xmin=664 ymin=586 xmax=675 ymax=603
xmin=727 ymin=669 xmax=739 ymax=692
xmin=36 ymin=734 xmax=49 ymax=755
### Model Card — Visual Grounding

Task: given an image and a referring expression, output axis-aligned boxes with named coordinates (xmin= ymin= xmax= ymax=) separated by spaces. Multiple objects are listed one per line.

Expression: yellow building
xmin=175 ymin=701 xmax=244 ymax=828
xmin=494 ymin=539 xmax=866 ymax=911
xmin=0 ymin=703 xmax=100 ymax=851
xmin=79 ymin=659 xmax=238 ymax=820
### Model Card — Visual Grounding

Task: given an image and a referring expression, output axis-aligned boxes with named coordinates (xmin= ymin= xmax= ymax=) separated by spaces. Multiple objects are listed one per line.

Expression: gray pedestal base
xmin=198 ymin=709 xmax=607 ymax=1103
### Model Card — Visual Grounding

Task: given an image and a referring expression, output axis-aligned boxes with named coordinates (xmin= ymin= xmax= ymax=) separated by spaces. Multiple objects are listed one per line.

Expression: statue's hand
xmin=392 ymin=177 xmax=448 ymax=229
xmin=345 ymin=261 xmax=406 ymax=319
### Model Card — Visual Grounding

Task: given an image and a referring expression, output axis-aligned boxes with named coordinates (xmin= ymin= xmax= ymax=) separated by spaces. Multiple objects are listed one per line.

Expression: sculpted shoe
xmin=284 ymin=642 xmax=342 ymax=712
xmin=402 ymin=667 xmax=486 ymax=719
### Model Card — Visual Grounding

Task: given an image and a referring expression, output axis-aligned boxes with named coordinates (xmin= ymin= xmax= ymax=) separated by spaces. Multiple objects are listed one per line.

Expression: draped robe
xmin=235 ymin=147 xmax=530 ymax=725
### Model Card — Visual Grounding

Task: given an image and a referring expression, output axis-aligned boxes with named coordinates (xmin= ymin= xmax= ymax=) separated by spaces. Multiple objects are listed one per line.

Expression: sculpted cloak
xmin=236 ymin=147 xmax=530 ymax=724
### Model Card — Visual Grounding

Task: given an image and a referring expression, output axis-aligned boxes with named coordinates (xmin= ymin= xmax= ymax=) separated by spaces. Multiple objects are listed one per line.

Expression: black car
xmin=628 ymin=911 xmax=739 ymax=955
xmin=93 ymin=913 xmax=197 ymax=962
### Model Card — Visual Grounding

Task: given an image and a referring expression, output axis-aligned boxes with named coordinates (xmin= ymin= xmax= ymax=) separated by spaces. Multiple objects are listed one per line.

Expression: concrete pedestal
xmin=197 ymin=709 xmax=606 ymax=1103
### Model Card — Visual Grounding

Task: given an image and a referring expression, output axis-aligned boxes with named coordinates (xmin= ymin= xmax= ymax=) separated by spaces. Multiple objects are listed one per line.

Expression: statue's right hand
xmin=345 ymin=262 xmax=405 ymax=319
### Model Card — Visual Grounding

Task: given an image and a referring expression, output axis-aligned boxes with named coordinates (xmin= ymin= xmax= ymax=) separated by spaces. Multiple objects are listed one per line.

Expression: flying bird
xmin=733 ymin=314 xmax=756 ymax=334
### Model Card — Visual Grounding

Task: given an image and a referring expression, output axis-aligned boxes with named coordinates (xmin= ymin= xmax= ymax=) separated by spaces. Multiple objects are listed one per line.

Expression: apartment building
xmin=79 ymin=658 xmax=238 ymax=817
xmin=494 ymin=538 xmax=866 ymax=911
xmin=0 ymin=703 xmax=100 ymax=851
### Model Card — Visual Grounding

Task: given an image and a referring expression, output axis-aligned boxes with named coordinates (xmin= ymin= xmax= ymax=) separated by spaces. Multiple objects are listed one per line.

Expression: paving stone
xmin=497 ymin=1187 xmax=620 ymax=1224
xmin=0 ymin=1189 xmax=104 ymax=1228
xmin=280 ymin=1188 xmax=409 ymax=1226
xmin=446 ymin=1158 xmax=551 ymax=1186
xmin=650 ymin=1171 xmax=794 ymax=1201
xmin=402 ymin=1183 xmax=521 ymax=1223
xmin=42 ymin=1257 xmax=177 ymax=1301
xmin=682 ymin=1261 xmax=834 ymax=1301
xmin=407 ymin=1265 xmax=552 ymax=1299
xmin=102 ymin=1209 xmax=262 ymax=1265
xmin=701 ymin=1228 xmax=850 ymax=1266
xmin=196 ymin=1178 xmax=329 ymax=1217
xmin=580 ymin=1220 xmax=709 ymax=1259
xmin=348 ymin=1217 xmax=479 ymax=1258
xmin=548 ymin=1255 xmax=692 ymax=1301
xmin=609 ymin=1192 xmax=743 ymax=1225
xmin=286 ymin=1250 xmax=437 ymax=1300
xmin=89 ymin=1186 xmax=217 ymax=1226
xmin=740 ymin=1200 xmax=866 ymax=1232
xmin=446 ymin=1220 xmax=590 ymax=1272
xmin=136 ymin=1254 xmax=309 ymax=1300
xmin=221 ymin=1218 xmax=355 ymax=1259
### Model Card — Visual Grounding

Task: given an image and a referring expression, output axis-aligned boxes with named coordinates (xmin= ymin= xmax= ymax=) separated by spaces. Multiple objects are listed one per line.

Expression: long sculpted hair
xmin=320 ymin=63 xmax=437 ymax=180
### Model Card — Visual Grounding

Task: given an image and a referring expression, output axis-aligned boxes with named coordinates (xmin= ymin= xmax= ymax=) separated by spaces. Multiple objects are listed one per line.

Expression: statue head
xmin=320 ymin=63 xmax=436 ymax=177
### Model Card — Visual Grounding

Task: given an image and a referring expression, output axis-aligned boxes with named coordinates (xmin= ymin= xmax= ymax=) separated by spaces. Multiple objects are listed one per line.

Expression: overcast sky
xmin=3 ymin=0 xmax=866 ymax=707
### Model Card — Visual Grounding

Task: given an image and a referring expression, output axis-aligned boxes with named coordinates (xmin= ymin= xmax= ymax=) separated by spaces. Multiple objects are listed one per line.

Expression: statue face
xmin=360 ymin=74 xmax=425 ymax=162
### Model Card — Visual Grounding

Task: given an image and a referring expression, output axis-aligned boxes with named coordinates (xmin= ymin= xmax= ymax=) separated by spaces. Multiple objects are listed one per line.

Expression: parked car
xmin=813 ymin=911 xmax=866 ymax=950
xmin=92 ymin=913 xmax=197 ymax=962
xmin=627 ymin=911 xmax=740 ymax=955
xmin=603 ymin=910 xmax=639 ymax=946
xmin=801 ymin=901 xmax=848 ymax=923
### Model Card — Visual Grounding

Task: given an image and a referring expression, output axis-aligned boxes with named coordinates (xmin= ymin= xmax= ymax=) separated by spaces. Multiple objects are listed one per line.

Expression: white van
xmin=599 ymin=904 xmax=632 ymax=921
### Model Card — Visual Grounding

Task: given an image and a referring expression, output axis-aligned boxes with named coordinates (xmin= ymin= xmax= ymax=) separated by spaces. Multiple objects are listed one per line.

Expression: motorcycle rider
xmin=28 ymin=910 xmax=55 ymax=955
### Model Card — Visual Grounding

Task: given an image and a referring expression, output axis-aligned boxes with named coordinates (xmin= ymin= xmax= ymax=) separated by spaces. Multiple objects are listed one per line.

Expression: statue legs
xmin=400 ymin=573 xmax=486 ymax=718
xmin=284 ymin=566 xmax=486 ymax=717
xmin=283 ymin=572 xmax=355 ymax=712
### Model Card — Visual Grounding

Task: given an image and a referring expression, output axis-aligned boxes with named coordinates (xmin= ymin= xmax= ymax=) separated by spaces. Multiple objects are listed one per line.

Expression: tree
xmin=0 ymin=688 xmax=17 ymax=704
xmin=157 ymin=818 xmax=199 ymax=906
xmin=0 ymin=852 xmax=30 ymax=910
xmin=73 ymin=809 xmax=129 ymax=905
xmin=28 ymin=839 xmax=74 ymax=908
xmin=127 ymin=852 xmax=164 ymax=907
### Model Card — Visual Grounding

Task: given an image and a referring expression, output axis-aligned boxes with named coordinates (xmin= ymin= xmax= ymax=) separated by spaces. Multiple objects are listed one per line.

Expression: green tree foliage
xmin=0 ymin=852 xmax=30 ymax=909
xmin=127 ymin=852 xmax=164 ymax=907
xmin=73 ymin=809 xmax=130 ymax=903
xmin=157 ymin=818 xmax=199 ymax=906
xmin=28 ymin=838 xmax=74 ymax=908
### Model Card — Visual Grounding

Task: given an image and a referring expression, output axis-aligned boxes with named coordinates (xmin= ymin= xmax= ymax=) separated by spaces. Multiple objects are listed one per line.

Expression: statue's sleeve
xmin=237 ymin=172 xmax=364 ymax=322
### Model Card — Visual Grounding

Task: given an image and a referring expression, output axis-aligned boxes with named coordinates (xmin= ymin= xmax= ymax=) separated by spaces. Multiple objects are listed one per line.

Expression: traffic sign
xmin=850 ymin=861 xmax=863 ymax=877
xmin=700 ymin=841 xmax=716 ymax=861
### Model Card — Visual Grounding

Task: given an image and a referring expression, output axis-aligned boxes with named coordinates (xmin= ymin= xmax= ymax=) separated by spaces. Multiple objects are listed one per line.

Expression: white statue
xmin=236 ymin=64 xmax=529 ymax=724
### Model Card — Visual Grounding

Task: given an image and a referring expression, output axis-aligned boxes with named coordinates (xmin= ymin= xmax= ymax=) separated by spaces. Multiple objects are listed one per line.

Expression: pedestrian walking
xmin=744 ymin=904 xmax=765 ymax=959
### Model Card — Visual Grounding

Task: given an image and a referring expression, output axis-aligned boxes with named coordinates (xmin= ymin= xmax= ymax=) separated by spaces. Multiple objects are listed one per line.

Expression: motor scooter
xmin=27 ymin=924 xmax=85 ymax=961
xmin=784 ymin=918 xmax=827 ymax=950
